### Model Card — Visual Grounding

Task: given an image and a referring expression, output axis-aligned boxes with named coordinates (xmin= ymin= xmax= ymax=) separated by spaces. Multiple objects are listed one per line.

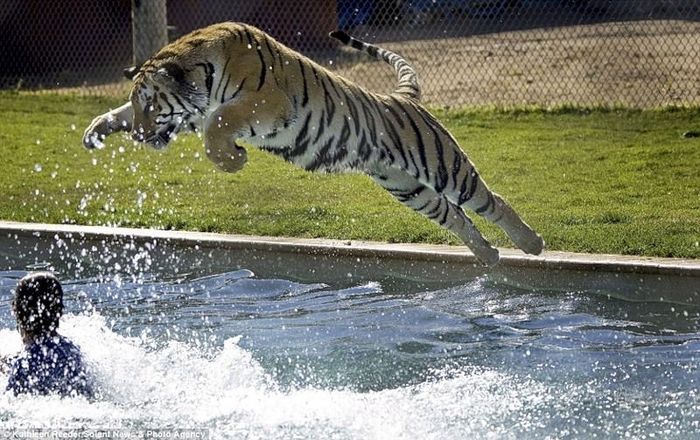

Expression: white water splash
xmin=0 ymin=313 xmax=557 ymax=439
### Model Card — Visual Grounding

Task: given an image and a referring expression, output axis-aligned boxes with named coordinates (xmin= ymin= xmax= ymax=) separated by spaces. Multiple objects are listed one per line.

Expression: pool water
xmin=1 ymin=260 xmax=699 ymax=438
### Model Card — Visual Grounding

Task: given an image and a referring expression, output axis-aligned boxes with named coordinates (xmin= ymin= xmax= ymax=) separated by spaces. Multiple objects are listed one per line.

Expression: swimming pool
xmin=0 ymin=225 xmax=699 ymax=438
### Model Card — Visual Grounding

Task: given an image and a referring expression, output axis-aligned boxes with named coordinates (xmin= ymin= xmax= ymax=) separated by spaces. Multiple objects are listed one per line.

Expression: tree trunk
xmin=132 ymin=0 xmax=168 ymax=66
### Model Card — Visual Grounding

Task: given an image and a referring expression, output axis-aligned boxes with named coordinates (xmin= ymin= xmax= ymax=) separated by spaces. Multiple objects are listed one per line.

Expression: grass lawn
xmin=0 ymin=92 xmax=698 ymax=258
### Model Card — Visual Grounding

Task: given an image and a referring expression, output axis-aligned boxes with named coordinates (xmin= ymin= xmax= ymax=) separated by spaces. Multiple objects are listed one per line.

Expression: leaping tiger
xmin=83 ymin=22 xmax=544 ymax=266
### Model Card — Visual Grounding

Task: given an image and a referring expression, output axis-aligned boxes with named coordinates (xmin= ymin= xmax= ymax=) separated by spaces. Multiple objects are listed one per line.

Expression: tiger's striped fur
xmin=83 ymin=22 xmax=544 ymax=265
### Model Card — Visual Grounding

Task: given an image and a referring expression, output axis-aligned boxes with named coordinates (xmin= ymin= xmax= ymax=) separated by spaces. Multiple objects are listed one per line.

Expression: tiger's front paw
xmin=205 ymin=142 xmax=248 ymax=173
xmin=83 ymin=114 xmax=113 ymax=149
xmin=83 ymin=113 xmax=130 ymax=150
xmin=83 ymin=103 xmax=133 ymax=150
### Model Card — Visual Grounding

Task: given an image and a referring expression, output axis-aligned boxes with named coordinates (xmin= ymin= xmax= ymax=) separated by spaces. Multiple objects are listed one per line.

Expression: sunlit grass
xmin=0 ymin=92 xmax=698 ymax=258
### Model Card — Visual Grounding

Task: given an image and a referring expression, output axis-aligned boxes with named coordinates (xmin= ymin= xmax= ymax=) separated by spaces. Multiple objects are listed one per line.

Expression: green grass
xmin=0 ymin=92 xmax=698 ymax=258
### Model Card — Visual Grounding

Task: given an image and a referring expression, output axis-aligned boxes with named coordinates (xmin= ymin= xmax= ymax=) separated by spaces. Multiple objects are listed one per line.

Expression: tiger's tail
xmin=329 ymin=30 xmax=421 ymax=101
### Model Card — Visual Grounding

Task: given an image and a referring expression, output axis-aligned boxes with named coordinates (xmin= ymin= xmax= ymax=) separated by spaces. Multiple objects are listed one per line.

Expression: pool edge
xmin=1 ymin=220 xmax=697 ymax=277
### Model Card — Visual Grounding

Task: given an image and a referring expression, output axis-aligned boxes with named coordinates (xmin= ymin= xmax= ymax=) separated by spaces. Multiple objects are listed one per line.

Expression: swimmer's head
xmin=12 ymin=272 xmax=64 ymax=342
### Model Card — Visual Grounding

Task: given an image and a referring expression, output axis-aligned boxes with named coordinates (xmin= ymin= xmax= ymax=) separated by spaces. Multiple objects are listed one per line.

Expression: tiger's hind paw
xmin=520 ymin=233 xmax=545 ymax=256
xmin=473 ymin=245 xmax=500 ymax=267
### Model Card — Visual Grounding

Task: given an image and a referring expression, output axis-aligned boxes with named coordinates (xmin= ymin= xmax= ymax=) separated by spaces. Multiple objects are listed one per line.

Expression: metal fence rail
xmin=1 ymin=0 xmax=698 ymax=108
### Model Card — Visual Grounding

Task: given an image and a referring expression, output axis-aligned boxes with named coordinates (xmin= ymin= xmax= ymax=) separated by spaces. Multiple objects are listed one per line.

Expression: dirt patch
xmin=334 ymin=20 xmax=700 ymax=108
xmin=47 ymin=20 xmax=699 ymax=109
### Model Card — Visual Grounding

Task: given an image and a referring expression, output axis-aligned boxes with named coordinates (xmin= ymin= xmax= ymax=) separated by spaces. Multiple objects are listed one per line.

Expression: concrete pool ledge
xmin=1 ymin=221 xmax=699 ymax=305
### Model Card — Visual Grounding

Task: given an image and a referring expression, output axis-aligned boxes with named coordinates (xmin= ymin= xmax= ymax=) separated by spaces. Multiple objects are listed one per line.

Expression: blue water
xmin=1 ymin=265 xmax=699 ymax=438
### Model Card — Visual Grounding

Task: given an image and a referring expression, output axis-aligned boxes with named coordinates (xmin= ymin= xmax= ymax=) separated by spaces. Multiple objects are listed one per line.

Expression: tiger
xmin=83 ymin=22 xmax=544 ymax=266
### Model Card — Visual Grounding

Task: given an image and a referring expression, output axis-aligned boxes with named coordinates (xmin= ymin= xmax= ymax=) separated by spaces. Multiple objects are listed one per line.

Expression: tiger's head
xmin=126 ymin=60 xmax=208 ymax=149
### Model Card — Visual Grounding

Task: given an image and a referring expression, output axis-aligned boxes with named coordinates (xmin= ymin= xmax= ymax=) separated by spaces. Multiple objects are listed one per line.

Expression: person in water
xmin=2 ymin=272 xmax=93 ymax=398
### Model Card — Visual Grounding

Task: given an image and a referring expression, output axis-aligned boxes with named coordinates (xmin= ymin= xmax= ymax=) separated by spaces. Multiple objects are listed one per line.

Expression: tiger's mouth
xmin=138 ymin=122 xmax=180 ymax=149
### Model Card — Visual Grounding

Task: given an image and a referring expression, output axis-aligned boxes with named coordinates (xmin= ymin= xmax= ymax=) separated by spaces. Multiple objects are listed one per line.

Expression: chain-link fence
xmin=1 ymin=0 xmax=699 ymax=108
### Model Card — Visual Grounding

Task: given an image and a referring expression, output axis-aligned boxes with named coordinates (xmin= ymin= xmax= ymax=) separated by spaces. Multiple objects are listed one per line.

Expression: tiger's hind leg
xmin=455 ymin=171 xmax=544 ymax=256
xmin=371 ymin=167 xmax=500 ymax=266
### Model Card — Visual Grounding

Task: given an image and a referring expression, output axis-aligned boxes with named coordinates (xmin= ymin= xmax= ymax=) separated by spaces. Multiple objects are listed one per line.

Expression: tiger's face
xmin=128 ymin=63 xmax=205 ymax=149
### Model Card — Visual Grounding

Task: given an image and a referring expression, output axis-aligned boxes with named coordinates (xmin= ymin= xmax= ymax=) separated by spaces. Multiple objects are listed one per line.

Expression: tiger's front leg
xmin=83 ymin=102 xmax=133 ymax=149
xmin=203 ymin=91 xmax=292 ymax=173
xmin=204 ymin=120 xmax=249 ymax=174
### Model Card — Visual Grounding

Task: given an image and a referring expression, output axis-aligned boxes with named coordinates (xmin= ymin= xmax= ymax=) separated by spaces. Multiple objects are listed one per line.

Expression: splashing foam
xmin=1 ymin=314 xmax=554 ymax=438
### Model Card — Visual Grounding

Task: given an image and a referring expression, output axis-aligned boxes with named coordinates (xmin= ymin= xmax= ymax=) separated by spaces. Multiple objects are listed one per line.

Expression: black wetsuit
xmin=6 ymin=334 xmax=93 ymax=398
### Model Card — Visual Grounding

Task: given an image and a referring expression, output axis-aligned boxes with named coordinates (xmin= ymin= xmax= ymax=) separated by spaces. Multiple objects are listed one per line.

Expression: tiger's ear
xmin=123 ymin=66 xmax=139 ymax=80
xmin=156 ymin=62 xmax=186 ymax=83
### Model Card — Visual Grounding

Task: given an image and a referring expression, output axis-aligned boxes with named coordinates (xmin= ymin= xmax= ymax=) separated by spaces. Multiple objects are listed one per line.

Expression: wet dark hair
xmin=12 ymin=272 xmax=64 ymax=336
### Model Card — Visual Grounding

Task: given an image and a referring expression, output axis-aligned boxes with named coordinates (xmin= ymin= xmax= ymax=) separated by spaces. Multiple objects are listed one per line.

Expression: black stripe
xmin=388 ymin=186 xmax=425 ymax=199
xmin=405 ymin=149 xmax=421 ymax=179
xmin=310 ymin=65 xmax=321 ymax=85
xmin=263 ymin=36 xmax=276 ymax=64
xmin=367 ymin=45 xmax=378 ymax=58
xmin=215 ymin=57 xmax=231 ymax=100
xmin=220 ymin=75 xmax=231 ymax=103
xmin=475 ymin=192 xmax=493 ymax=214
xmin=378 ymin=111 xmax=408 ymax=169
xmin=384 ymin=102 xmax=405 ymax=129
xmin=296 ymin=112 xmax=313 ymax=143
xmin=283 ymin=112 xmax=313 ymax=160
xmin=312 ymin=110 xmax=326 ymax=144
xmin=170 ymin=94 xmax=189 ymax=113
xmin=228 ymin=77 xmax=246 ymax=102
xmin=220 ymin=27 xmax=239 ymax=39
xmin=466 ymin=171 xmax=479 ymax=202
xmin=329 ymin=30 xmax=351 ymax=45
xmin=357 ymin=131 xmax=372 ymax=161
xmin=459 ymin=171 xmax=469 ymax=202
xmin=256 ymin=50 xmax=267 ymax=91
xmin=321 ymin=81 xmax=336 ymax=124
xmin=421 ymin=115 xmax=448 ymax=193
xmin=415 ymin=198 xmax=437 ymax=215
xmin=277 ymin=46 xmax=286 ymax=71
xmin=426 ymin=198 xmax=444 ymax=219
xmin=263 ymin=37 xmax=282 ymax=87
xmin=298 ymin=59 xmax=309 ymax=107
xmin=195 ymin=63 xmax=214 ymax=100
xmin=400 ymin=101 xmax=428 ymax=181
xmin=306 ymin=136 xmax=336 ymax=171
xmin=379 ymin=140 xmax=395 ymax=163
xmin=356 ymin=94 xmax=377 ymax=145
xmin=451 ymin=153 xmax=462 ymax=195
xmin=329 ymin=140 xmax=349 ymax=166
xmin=158 ymin=92 xmax=174 ymax=115
xmin=312 ymin=120 xmax=350 ymax=170
xmin=439 ymin=200 xmax=450 ymax=224
xmin=244 ymin=30 xmax=266 ymax=91
xmin=343 ymin=89 xmax=361 ymax=134
xmin=335 ymin=119 xmax=352 ymax=152
xmin=459 ymin=170 xmax=480 ymax=205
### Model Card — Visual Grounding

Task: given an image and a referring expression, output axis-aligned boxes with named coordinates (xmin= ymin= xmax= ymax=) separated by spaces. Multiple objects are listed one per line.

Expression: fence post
xmin=131 ymin=0 xmax=168 ymax=66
